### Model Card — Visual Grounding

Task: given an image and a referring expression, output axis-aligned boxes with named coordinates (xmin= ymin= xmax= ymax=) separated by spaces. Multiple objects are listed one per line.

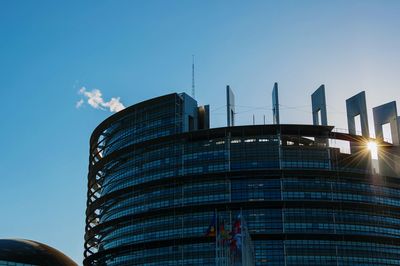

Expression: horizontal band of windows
xmin=85 ymin=233 xmax=400 ymax=264
xmin=85 ymin=201 xmax=400 ymax=242
xmin=87 ymin=172 xmax=400 ymax=213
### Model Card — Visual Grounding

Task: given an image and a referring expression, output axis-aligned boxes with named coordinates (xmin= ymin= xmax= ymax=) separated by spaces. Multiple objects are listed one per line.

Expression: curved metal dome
xmin=0 ymin=239 xmax=77 ymax=266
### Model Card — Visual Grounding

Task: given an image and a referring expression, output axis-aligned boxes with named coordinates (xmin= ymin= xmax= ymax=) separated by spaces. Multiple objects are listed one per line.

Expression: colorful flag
xmin=230 ymin=214 xmax=242 ymax=252
xmin=205 ymin=212 xmax=217 ymax=237
xmin=219 ymin=220 xmax=230 ymax=241
xmin=232 ymin=216 xmax=241 ymax=235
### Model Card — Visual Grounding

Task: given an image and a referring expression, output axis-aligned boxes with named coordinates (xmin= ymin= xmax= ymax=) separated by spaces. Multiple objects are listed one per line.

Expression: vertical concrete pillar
xmin=311 ymin=85 xmax=329 ymax=149
xmin=226 ymin=85 xmax=235 ymax=127
xmin=346 ymin=91 xmax=371 ymax=168
xmin=346 ymin=91 xmax=370 ymax=137
xmin=373 ymin=102 xmax=400 ymax=145
xmin=272 ymin=82 xmax=280 ymax=124
xmin=311 ymin=85 xmax=328 ymax=126
xmin=373 ymin=101 xmax=400 ymax=176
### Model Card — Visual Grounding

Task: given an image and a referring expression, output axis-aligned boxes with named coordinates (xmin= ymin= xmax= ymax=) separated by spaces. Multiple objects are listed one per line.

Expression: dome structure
xmin=0 ymin=239 xmax=77 ymax=266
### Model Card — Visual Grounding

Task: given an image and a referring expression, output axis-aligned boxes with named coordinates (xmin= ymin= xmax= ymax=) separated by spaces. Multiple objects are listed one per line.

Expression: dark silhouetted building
xmin=85 ymin=88 xmax=400 ymax=265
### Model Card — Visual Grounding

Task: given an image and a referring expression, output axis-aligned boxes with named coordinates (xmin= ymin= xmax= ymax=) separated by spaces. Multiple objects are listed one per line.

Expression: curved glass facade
xmin=85 ymin=93 xmax=400 ymax=265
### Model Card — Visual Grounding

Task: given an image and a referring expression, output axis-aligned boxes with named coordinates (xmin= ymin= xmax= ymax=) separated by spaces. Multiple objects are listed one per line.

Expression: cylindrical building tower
xmin=85 ymin=92 xmax=400 ymax=265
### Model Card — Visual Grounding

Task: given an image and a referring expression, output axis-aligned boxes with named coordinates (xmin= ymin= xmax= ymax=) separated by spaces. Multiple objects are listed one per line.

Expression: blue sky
xmin=1 ymin=1 xmax=400 ymax=264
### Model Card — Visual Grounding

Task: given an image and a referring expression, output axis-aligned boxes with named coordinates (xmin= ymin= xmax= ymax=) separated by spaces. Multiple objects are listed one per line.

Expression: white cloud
xmin=103 ymin=97 xmax=125 ymax=112
xmin=75 ymin=99 xmax=84 ymax=109
xmin=77 ymin=87 xmax=125 ymax=113
xmin=79 ymin=87 xmax=104 ymax=110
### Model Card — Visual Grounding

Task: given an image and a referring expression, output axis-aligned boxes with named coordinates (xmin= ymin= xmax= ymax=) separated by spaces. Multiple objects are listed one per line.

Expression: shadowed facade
xmin=84 ymin=90 xmax=400 ymax=266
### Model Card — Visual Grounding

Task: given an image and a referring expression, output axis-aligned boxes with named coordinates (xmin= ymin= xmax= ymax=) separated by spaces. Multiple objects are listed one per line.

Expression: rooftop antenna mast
xmin=192 ymin=55 xmax=195 ymax=99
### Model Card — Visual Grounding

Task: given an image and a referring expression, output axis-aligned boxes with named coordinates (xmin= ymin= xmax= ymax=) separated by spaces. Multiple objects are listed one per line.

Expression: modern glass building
xmin=84 ymin=88 xmax=400 ymax=265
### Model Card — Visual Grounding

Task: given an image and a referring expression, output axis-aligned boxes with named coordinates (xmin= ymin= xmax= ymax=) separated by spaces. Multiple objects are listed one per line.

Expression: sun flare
xmin=367 ymin=141 xmax=378 ymax=159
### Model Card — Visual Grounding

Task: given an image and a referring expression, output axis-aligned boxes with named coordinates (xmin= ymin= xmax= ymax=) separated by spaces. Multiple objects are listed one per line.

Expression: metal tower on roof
xmin=192 ymin=55 xmax=195 ymax=99
xmin=272 ymin=82 xmax=280 ymax=124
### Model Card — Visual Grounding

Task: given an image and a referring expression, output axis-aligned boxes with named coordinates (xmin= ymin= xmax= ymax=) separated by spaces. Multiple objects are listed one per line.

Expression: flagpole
xmin=215 ymin=208 xmax=218 ymax=266
xmin=229 ymin=210 xmax=232 ymax=266
xmin=241 ymin=209 xmax=244 ymax=266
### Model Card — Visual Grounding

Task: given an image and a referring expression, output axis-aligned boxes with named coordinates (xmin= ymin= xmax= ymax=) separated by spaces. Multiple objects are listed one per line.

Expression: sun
xmin=367 ymin=141 xmax=378 ymax=159
xmin=367 ymin=141 xmax=377 ymax=151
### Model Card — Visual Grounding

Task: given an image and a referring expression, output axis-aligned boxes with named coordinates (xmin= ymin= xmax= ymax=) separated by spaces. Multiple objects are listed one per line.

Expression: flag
xmin=231 ymin=215 xmax=242 ymax=250
xmin=216 ymin=217 xmax=232 ymax=266
xmin=219 ymin=220 xmax=230 ymax=241
xmin=205 ymin=211 xmax=217 ymax=237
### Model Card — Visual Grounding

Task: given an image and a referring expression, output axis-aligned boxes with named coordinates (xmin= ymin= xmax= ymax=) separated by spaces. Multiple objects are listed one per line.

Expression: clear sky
xmin=1 ymin=1 xmax=400 ymax=264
